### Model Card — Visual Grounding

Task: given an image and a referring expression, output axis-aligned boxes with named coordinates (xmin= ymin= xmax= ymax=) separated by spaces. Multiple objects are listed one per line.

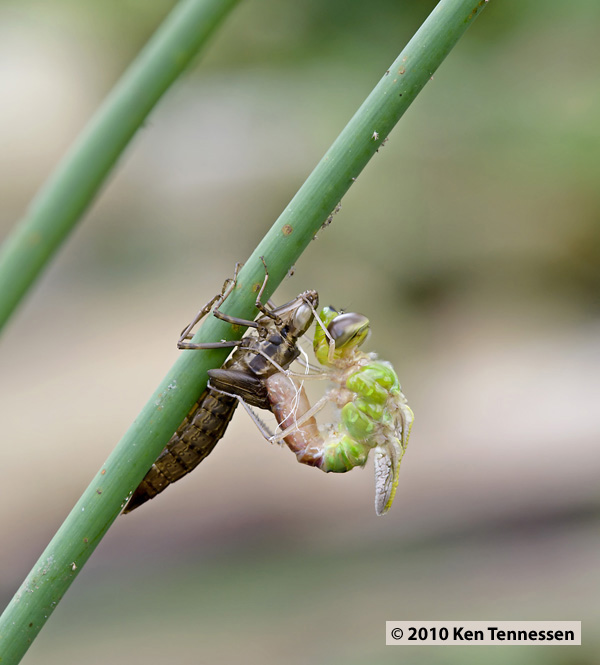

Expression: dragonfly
xmin=258 ymin=305 xmax=414 ymax=515
xmin=123 ymin=261 xmax=319 ymax=513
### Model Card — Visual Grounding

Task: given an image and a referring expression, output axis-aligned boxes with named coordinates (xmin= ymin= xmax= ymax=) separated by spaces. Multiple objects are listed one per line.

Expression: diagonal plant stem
xmin=0 ymin=0 xmax=491 ymax=662
xmin=0 ymin=0 xmax=240 ymax=334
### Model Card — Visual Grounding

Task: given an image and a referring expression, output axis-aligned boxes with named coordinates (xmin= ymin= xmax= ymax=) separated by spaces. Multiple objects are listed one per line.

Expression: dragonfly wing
xmin=374 ymin=440 xmax=400 ymax=516
xmin=373 ymin=395 xmax=415 ymax=516
xmin=395 ymin=392 xmax=414 ymax=450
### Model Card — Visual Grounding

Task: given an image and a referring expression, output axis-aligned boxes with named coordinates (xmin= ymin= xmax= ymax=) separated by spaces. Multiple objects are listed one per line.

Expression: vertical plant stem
xmin=0 ymin=0 xmax=490 ymax=662
xmin=0 ymin=0 xmax=240 ymax=334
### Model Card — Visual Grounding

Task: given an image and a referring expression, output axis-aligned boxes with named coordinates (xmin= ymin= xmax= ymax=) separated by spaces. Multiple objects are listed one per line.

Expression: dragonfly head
xmin=328 ymin=312 xmax=370 ymax=349
xmin=314 ymin=306 xmax=370 ymax=365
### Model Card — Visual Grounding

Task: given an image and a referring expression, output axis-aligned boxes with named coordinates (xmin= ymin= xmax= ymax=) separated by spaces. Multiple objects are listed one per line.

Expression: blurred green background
xmin=1 ymin=0 xmax=598 ymax=662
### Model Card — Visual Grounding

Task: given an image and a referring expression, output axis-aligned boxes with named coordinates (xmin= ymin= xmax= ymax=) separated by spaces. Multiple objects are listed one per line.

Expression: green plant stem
xmin=0 ymin=0 xmax=240 ymax=334
xmin=0 ymin=0 xmax=490 ymax=661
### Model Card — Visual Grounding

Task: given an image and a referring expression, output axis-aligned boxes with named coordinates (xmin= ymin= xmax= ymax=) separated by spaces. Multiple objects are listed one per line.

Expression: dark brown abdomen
xmin=123 ymin=389 xmax=237 ymax=513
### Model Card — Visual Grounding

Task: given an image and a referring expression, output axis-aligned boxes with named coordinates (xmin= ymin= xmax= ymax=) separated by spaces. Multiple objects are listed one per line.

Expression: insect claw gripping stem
xmin=177 ymin=262 xmax=243 ymax=349
xmin=254 ymin=256 xmax=282 ymax=325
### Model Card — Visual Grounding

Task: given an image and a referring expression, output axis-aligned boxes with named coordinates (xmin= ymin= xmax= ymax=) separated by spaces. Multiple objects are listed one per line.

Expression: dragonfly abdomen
xmin=123 ymin=389 xmax=237 ymax=513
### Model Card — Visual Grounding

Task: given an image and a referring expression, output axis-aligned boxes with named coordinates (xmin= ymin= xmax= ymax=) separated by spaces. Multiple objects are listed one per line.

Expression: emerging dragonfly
xmin=253 ymin=305 xmax=414 ymax=515
xmin=123 ymin=262 xmax=318 ymax=513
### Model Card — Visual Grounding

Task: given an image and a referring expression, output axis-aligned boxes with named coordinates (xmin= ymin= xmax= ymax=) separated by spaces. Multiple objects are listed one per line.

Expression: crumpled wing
xmin=373 ymin=400 xmax=414 ymax=516
xmin=374 ymin=442 xmax=399 ymax=516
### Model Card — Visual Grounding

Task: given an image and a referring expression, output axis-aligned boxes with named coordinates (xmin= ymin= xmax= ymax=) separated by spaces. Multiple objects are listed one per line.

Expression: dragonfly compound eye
xmin=328 ymin=312 xmax=370 ymax=349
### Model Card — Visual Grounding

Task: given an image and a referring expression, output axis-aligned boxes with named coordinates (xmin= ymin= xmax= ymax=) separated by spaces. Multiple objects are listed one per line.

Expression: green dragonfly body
xmin=265 ymin=306 xmax=414 ymax=515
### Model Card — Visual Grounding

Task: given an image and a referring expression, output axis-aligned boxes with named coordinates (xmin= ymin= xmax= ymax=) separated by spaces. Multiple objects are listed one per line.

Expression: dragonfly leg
xmin=312 ymin=309 xmax=337 ymax=364
xmin=177 ymin=262 xmax=243 ymax=347
xmin=207 ymin=257 xmax=277 ymax=330
xmin=177 ymin=262 xmax=275 ymax=348
xmin=178 ymin=339 xmax=244 ymax=351
xmin=253 ymin=256 xmax=282 ymax=324
xmin=284 ymin=369 xmax=329 ymax=379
